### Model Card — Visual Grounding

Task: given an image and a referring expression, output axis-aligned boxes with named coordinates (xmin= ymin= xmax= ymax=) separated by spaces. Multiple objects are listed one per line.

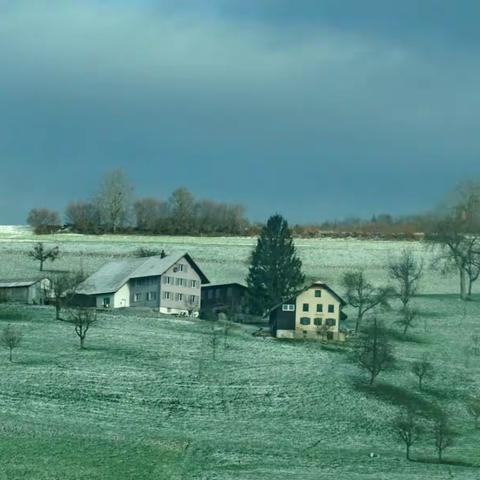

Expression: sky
xmin=1 ymin=0 xmax=480 ymax=224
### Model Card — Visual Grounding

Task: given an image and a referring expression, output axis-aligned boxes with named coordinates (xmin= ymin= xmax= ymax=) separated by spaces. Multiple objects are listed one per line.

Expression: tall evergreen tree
xmin=246 ymin=214 xmax=304 ymax=315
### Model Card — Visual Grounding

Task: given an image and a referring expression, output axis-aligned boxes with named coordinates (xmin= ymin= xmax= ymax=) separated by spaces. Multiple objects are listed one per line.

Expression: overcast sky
xmin=1 ymin=0 xmax=479 ymax=224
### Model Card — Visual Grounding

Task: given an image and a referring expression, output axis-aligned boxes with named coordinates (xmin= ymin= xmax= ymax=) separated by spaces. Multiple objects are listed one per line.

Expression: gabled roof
xmin=268 ymin=280 xmax=346 ymax=314
xmin=308 ymin=281 xmax=346 ymax=306
xmin=76 ymin=252 xmax=209 ymax=295
xmin=201 ymin=282 xmax=247 ymax=290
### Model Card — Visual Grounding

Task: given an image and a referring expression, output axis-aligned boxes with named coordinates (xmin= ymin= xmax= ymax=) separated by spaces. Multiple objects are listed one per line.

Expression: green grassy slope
xmin=0 ymin=297 xmax=479 ymax=479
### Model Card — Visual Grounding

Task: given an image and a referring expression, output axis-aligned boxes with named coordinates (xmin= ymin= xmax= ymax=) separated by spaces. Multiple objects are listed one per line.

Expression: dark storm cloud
xmin=0 ymin=1 xmax=479 ymax=223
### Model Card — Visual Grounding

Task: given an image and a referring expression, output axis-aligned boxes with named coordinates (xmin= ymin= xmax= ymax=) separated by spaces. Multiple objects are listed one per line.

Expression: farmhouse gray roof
xmin=0 ymin=279 xmax=42 ymax=288
xmin=76 ymin=252 xmax=209 ymax=295
xmin=201 ymin=282 xmax=247 ymax=289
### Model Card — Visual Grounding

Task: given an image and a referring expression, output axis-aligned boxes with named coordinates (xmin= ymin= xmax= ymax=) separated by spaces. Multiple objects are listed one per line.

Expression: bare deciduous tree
xmin=133 ymin=197 xmax=169 ymax=232
xmin=465 ymin=396 xmax=480 ymax=429
xmin=194 ymin=200 xmax=247 ymax=235
xmin=411 ymin=353 xmax=433 ymax=390
xmin=61 ymin=308 xmax=97 ymax=349
xmin=28 ymin=242 xmax=59 ymax=271
xmin=65 ymin=201 xmax=100 ymax=233
xmin=169 ymin=187 xmax=195 ymax=234
xmin=354 ymin=317 xmax=394 ymax=385
xmin=397 ymin=307 xmax=418 ymax=336
xmin=96 ymin=169 xmax=133 ymax=233
xmin=0 ymin=324 xmax=23 ymax=362
xmin=428 ymin=181 xmax=480 ymax=300
xmin=393 ymin=410 xmax=421 ymax=460
xmin=50 ymin=271 xmax=85 ymax=320
xmin=27 ymin=208 xmax=60 ymax=234
xmin=342 ymin=271 xmax=393 ymax=333
xmin=432 ymin=414 xmax=454 ymax=463
xmin=430 ymin=220 xmax=480 ymax=300
xmin=388 ymin=249 xmax=423 ymax=308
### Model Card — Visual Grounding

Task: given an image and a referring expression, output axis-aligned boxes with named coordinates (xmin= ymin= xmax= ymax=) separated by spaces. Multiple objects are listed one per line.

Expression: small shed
xmin=0 ymin=278 xmax=51 ymax=304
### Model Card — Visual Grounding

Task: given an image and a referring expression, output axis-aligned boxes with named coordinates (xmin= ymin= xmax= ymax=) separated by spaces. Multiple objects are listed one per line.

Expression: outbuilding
xmin=0 ymin=278 xmax=51 ymax=304
xmin=201 ymin=282 xmax=248 ymax=315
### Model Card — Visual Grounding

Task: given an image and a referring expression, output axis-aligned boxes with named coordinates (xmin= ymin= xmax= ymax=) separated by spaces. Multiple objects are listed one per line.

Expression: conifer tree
xmin=246 ymin=214 xmax=304 ymax=316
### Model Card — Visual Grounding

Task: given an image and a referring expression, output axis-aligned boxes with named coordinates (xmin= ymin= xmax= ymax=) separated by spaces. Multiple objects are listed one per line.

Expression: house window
xmin=326 ymin=318 xmax=336 ymax=327
xmin=188 ymin=295 xmax=197 ymax=304
xmin=316 ymin=304 xmax=323 ymax=313
xmin=178 ymin=264 xmax=187 ymax=272
xmin=163 ymin=291 xmax=172 ymax=300
xmin=147 ymin=292 xmax=157 ymax=301
xmin=134 ymin=293 xmax=141 ymax=302
xmin=328 ymin=304 xmax=335 ymax=313
xmin=300 ymin=317 xmax=310 ymax=326
xmin=175 ymin=293 xmax=184 ymax=301
xmin=208 ymin=290 xmax=213 ymax=299
xmin=215 ymin=289 xmax=221 ymax=298
xmin=103 ymin=297 xmax=110 ymax=308
xmin=191 ymin=280 xmax=197 ymax=288
xmin=315 ymin=290 xmax=321 ymax=297
xmin=302 ymin=303 xmax=309 ymax=312
xmin=314 ymin=318 xmax=322 ymax=326
xmin=282 ymin=304 xmax=295 ymax=312
xmin=163 ymin=276 xmax=172 ymax=285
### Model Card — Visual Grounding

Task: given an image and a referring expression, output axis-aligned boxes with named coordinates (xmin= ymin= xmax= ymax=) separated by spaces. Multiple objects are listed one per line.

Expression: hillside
xmin=0 ymin=228 xmax=479 ymax=478
xmin=0 ymin=295 xmax=479 ymax=479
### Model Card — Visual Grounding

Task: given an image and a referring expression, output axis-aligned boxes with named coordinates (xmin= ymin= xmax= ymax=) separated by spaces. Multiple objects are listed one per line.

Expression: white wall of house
xmin=276 ymin=329 xmax=296 ymax=339
xmin=95 ymin=283 xmax=130 ymax=309
xmin=114 ymin=283 xmax=130 ymax=308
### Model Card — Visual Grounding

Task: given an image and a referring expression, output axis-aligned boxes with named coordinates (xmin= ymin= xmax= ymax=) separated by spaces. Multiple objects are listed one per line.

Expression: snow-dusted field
xmin=0 ymin=226 xmax=478 ymax=479
xmin=0 ymin=297 xmax=479 ymax=479
xmin=0 ymin=226 xmax=461 ymax=295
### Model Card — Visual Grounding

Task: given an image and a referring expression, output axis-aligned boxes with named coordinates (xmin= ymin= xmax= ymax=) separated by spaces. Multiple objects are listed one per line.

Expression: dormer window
xmin=315 ymin=290 xmax=321 ymax=297
xmin=282 ymin=304 xmax=295 ymax=312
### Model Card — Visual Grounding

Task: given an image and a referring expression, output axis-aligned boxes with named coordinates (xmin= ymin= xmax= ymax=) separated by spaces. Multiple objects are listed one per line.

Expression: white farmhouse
xmin=269 ymin=281 xmax=348 ymax=341
xmin=75 ymin=252 xmax=209 ymax=315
